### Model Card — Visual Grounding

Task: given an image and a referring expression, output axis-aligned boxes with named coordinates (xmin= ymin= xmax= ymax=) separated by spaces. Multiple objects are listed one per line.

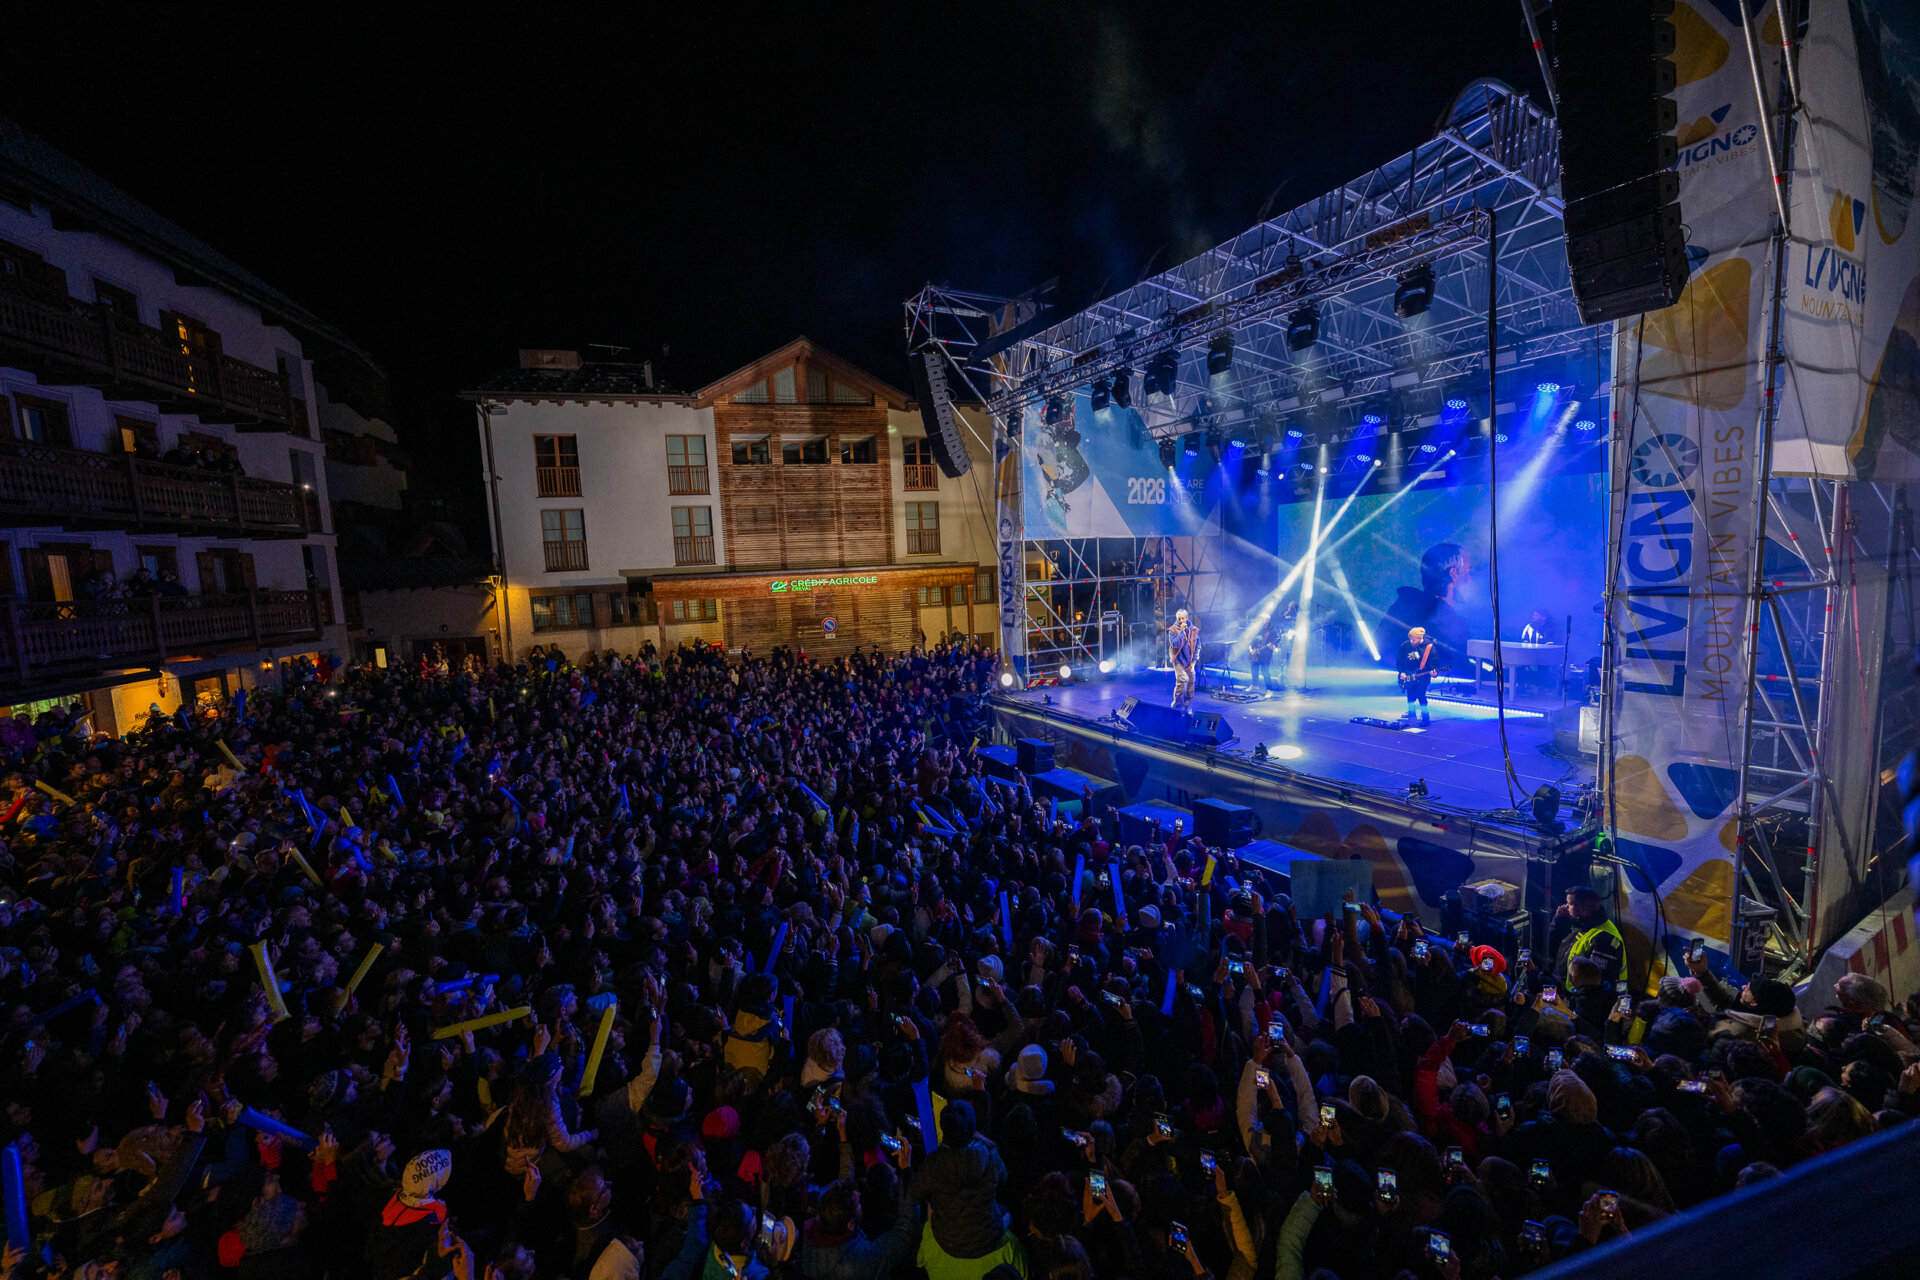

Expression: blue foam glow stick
xmin=912 ymin=1077 xmax=937 ymax=1149
xmin=28 ymin=988 xmax=100 ymax=1027
xmin=795 ymin=779 xmax=831 ymax=816
xmin=1112 ymin=868 xmax=1127 ymax=925
xmin=764 ymin=923 xmax=789 ymax=975
xmin=170 ymin=867 xmax=184 ymax=917
xmin=311 ymin=822 xmax=327 ymax=853
xmin=3 ymin=1143 xmax=27 ymax=1255
xmin=500 ymin=786 xmax=522 ymax=813
xmin=1000 ymin=891 xmax=1013 ymax=951
xmin=1048 ymin=795 xmax=1058 ymax=826
xmin=1315 ymin=965 xmax=1334 ymax=1020
xmin=1162 ymin=970 xmax=1178 ymax=1016
xmin=617 ymin=783 xmax=630 ymax=813
xmin=386 ymin=774 xmax=405 ymax=807
xmin=451 ymin=739 xmax=468 ymax=764
xmin=233 ymin=689 xmax=247 ymax=723
xmin=782 ymin=995 xmax=795 ymax=1037
xmin=431 ymin=974 xmax=498 ymax=995
xmin=566 ymin=835 xmax=576 ymax=861
xmin=235 ymin=1107 xmax=315 ymax=1150
xmin=1071 ymin=853 xmax=1085 ymax=911
xmin=849 ymin=814 xmax=860 ymax=851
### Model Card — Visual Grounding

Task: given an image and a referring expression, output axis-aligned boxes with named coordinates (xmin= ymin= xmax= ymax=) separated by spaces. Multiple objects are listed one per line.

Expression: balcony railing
xmin=543 ymin=539 xmax=589 ymax=572
xmin=907 ymin=528 xmax=941 ymax=555
xmin=0 ymin=278 xmax=295 ymax=430
xmin=673 ymin=534 xmax=715 ymax=565
xmin=0 ymin=437 xmax=311 ymax=536
xmin=904 ymin=463 xmax=938 ymax=490
xmin=668 ymin=464 xmax=710 ymax=495
xmin=536 ymin=466 xmax=581 ymax=497
xmin=0 ymin=590 xmax=323 ymax=687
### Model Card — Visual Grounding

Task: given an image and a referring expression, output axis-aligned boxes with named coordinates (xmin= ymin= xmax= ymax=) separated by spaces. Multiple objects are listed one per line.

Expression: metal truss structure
xmin=1020 ymin=536 xmax=1225 ymax=673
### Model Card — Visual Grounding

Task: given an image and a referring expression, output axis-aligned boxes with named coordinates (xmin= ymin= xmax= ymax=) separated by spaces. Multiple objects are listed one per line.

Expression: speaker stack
xmin=1554 ymin=0 xmax=1690 ymax=324
xmin=908 ymin=346 xmax=973 ymax=478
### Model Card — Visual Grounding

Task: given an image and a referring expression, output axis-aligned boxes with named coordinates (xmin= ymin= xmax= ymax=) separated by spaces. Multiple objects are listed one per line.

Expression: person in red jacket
xmin=1413 ymin=1021 xmax=1497 ymax=1163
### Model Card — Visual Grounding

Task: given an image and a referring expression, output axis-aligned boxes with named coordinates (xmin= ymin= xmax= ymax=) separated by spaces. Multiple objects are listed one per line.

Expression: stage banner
xmin=1772 ymin=0 xmax=1920 ymax=481
xmin=1604 ymin=2 xmax=1784 ymax=979
xmin=997 ymin=408 xmax=1027 ymax=665
xmin=1023 ymin=390 xmax=1222 ymax=539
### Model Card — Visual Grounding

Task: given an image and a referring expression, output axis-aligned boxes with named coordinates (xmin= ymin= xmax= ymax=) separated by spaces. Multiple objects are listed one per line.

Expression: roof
xmin=693 ymin=337 xmax=912 ymax=410
xmin=464 ymin=362 xmax=693 ymax=402
xmin=0 ymin=115 xmax=382 ymax=377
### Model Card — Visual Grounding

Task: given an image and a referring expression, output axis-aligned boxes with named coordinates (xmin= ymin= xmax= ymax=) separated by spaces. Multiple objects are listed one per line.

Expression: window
xmin=902 ymin=438 xmax=938 ymax=489
xmin=841 ymin=436 xmax=876 ymax=464
xmin=666 ymin=435 xmax=710 ymax=493
xmin=773 ymin=367 xmax=797 ymax=403
xmin=905 ymin=501 xmax=940 ymax=555
xmin=781 ymin=437 xmax=828 ymax=465
xmin=136 ymin=545 xmax=178 ymax=580
xmin=916 ymin=586 xmax=945 ymax=606
xmin=531 ymin=592 xmax=596 ymax=631
xmin=977 ymin=570 xmax=993 ymax=604
xmin=14 ymin=396 xmax=72 ymax=447
xmin=608 ymin=592 xmax=632 ymax=626
xmin=670 ymin=598 xmax=719 ymax=622
xmin=733 ymin=381 xmax=770 ymax=404
xmin=93 ymin=279 xmax=138 ymax=321
xmin=672 ymin=506 xmax=714 ymax=565
xmin=116 ymin=416 xmax=159 ymax=456
xmin=731 ymin=437 xmax=771 ymax=465
xmin=535 ymin=435 xmax=581 ymax=496
xmin=541 ymin=509 xmax=588 ymax=571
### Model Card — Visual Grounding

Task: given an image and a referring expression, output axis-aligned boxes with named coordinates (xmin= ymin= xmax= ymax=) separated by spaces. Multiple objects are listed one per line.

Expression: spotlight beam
xmin=1325 ymin=556 xmax=1382 ymax=661
xmin=1288 ymin=476 xmax=1328 ymax=688
xmin=1318 ymin=452 xmax=1456 ymax=559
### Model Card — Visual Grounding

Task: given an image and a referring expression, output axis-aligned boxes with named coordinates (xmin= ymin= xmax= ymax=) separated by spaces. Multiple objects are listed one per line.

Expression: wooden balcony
xmin=0 ymin=437 xmax=311 ymax=537
xmin=903 ymin=463 xmax=938 ymax=490
xmin=0 ymin=590 xmax=324 ymax=688
xmin=673 ymin=534 xmax=715 ymax=565
xmin=907 ymin=528 xmax=942 ymax=555
xmin=536 ymin=466 xmax=581 ymax=497
xmin=543 ymin=539 xmax=589 ymax=572
xmin=668 ymin=464 xmax=710 ymax=495
xmin=0 ymin=278 xmax=296 ymax=430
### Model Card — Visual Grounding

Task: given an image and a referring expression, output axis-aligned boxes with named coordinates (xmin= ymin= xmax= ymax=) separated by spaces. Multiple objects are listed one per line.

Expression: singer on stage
xmin=1169 ymin=608 xmax=1200 ymax=707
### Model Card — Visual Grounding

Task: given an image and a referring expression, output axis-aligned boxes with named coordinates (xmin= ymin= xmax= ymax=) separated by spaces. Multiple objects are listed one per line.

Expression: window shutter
xmin=238 ymin=553 xmax=257 ymax=591
xmin=19 ymin=549 xmax=53 ymax=602
xmin=196 ymin=551 xmax=219 ymax=594
xmin=92 ymin=548 xmax=116 ymax=578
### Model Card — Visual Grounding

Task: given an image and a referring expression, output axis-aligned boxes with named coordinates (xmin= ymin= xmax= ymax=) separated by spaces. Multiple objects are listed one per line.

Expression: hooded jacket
xmin=907 ymin=1137 xmax=1009 ymax=1259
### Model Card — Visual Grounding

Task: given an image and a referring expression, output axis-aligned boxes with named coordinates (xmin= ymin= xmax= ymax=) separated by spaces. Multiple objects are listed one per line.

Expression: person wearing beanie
xmin=366 ymin=1150 xmax=451 ymax=1280
xmin=1009 ymin=1043 xmax=1055 ymax=1097
xmin=1685 ymin=946 xmax=1807 ymax=1046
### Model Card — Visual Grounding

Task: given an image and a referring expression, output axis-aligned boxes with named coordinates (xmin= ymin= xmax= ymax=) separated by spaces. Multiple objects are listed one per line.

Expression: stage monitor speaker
xmin=908 ymin=346 xmax=972 ymax=478
xmin=1016 ymin=737 xmax=1054 ymax=774
xmin=1115 ymin=698 xmax=1192 ymax=743
xmin=1554 ymin=0 xmax=1690 ymax=323
xmin=1192 ymin=797 xmax=1255 ymax=848
xmin=1187 ymin=711 xmax=1235 ymax=746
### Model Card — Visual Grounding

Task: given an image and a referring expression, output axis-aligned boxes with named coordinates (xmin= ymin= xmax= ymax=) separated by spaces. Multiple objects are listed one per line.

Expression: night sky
xmin=6 ymin=3 xmax=1542 ymax=536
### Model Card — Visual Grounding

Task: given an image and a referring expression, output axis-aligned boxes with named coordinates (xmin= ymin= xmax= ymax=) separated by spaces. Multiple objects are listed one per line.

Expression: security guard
xmin=1549 ymin=885 xmax=1624 ymax=1026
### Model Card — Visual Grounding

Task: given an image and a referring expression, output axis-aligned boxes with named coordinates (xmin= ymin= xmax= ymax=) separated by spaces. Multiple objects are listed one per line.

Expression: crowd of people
xmin=1 ymin=636 xmax=1917 ymax=1280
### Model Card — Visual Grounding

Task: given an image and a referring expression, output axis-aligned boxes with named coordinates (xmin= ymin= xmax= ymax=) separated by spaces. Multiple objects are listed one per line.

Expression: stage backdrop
xmin=1267 ymin=470 xmax=1608 ymax=662
xmin=1023 ymin=390 xmax=1223 ymax=538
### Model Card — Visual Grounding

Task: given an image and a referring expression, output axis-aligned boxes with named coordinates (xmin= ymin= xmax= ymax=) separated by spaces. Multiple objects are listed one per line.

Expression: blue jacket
xmin=799 ymin=1203 xmax=922 ymax=1280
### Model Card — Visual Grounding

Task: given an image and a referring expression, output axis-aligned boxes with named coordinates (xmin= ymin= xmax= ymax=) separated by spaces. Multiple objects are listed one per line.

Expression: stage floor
xmin=1007 ymin=665 xmax=1592 ymax=816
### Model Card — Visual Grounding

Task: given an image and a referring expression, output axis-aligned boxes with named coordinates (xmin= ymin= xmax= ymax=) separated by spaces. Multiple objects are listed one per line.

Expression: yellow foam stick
xmin=578 ymin=1000 xmax=617 ymax=1097
xmin=217 ymin=741 xmax=244 ymax=771
xmin=249 ymin=942 xmax=291 ymax=1024
xmin=290 ymin=851 xmax=326 ymax=890
xmin=334 ymin=943 xmax=384 ymax=1013
xmin=34 ymin=780 xmax=75 ymax=806
xmin=431 ymin=1005 xmax=532 ymax=1040
xmin=1201 ymin=855 xmax=1217 ymax=886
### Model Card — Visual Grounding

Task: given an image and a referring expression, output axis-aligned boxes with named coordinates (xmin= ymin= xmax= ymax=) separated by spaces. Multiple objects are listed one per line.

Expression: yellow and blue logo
xmin=1830 ymin=190 xmax=1867 ymax=254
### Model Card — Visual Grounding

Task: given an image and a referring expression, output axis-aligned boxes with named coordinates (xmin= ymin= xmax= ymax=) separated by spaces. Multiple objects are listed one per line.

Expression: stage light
xmin=1420 ymin=443 xmax=1439 ymax=453
xmin=1159 ymin=438 xmax=1177 ymax=467
xmin=1111 ymin=367 xmax=1133 ymax=408
xmin=999 ymin=671 xmax=1016 ymax=688
xmin=1285 ymin=427 xmax=1304 ymax=440
xmin=1145 ymin=352 xmax=1179 ymax=402
xmin=1044 ymin=395 xmax=1066 ymax=425
xmin=1090 ymin=378 xmax=1111 ymax=412
xmin=1183 ymin=435 xmax=1200 ymax=457
xmin=1286 ymin=304 xmax=1320 ymax=351
xmin=1360 ymin=413 xmax=1384 ymax=427
xmin=1355 ymin=452 xmax=1371 ymax=462
xmin=1255 ymin=453 xmax=1271 ymax=477
xmin=1318 ymin=465 xmax=1328 ymax=473
xmin=1058 ymin=664 xmax=1073 ymax=680
xmin=1207 ymin=331 xmax=1235 ymax=376
xmin=1535 ymin=381 xmax=1561 ymax=396
xmin=1393 ymin=263 xmax=1436 ymax=318
xmin=1445 ymin=397 xmax=1468 ymax=411
xmin=1494 ymin=432 xmax=1509 ymax=443
xmin=1575 ymin=418 xmax=1599 ymax=432
xmin=1372 ymin=457 xmax=1383 ymax=466
xmin=1098 ymin=659 xmax=1115 ymax=674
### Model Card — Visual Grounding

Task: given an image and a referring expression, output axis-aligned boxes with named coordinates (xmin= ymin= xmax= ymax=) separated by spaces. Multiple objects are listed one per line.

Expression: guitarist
xmin=1396 ymin=625 xmax=1436 ymax=725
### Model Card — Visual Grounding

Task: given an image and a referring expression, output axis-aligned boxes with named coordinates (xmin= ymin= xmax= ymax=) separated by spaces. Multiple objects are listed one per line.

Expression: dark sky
xmin=6 ymin=3 xmax=1542 ymax=532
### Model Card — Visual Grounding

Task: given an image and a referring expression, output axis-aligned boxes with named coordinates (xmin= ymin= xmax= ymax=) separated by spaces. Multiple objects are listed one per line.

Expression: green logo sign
xmin=770 ymin=574 xmax=879 ymax=595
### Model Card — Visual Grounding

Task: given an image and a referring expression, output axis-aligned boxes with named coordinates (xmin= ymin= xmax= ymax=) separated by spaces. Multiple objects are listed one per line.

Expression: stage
xmin=990 ymin=664 xmax=1597 ymax=920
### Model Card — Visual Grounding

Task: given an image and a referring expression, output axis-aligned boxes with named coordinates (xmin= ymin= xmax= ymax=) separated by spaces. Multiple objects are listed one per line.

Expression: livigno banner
xmin=1771 ymin=0 xmax=1920 ymax=481
xmin=1604 ymin=1 xmax=1784 ymax=979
